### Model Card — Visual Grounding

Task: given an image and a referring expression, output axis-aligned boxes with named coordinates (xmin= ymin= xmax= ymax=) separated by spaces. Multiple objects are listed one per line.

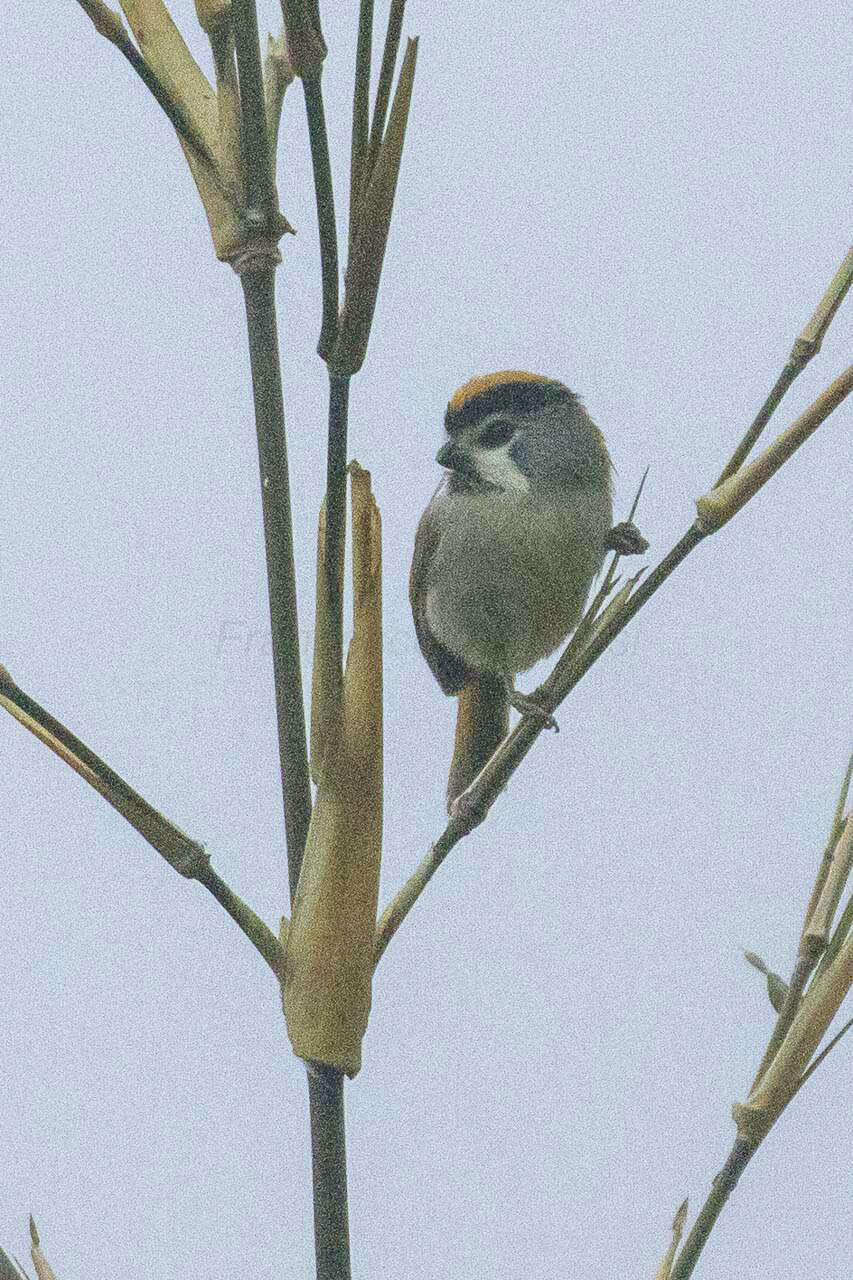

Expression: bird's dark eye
xmin=477 ymin=418 xmax=515 ymax=449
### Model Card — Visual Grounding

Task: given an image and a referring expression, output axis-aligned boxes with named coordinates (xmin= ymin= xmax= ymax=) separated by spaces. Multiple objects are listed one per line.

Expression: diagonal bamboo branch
xmin=715 ymin=240 xmax=853 ymax=485
xmin=0 ymin=665 xmax=284 ymax=975
xmin=75 ymin=0 xmax=217 ymax=164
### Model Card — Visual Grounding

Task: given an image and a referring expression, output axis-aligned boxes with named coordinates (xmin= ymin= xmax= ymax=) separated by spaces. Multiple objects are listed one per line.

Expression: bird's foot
xmin=507 ymin=686 xmax=559 ymax=732
xmin=604 ymin=520 xmax=648 ymax=556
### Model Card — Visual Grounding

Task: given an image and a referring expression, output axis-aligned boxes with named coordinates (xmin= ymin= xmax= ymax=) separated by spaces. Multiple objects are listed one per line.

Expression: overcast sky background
xmin=3 ymin=3 xmax=851 ymax=1277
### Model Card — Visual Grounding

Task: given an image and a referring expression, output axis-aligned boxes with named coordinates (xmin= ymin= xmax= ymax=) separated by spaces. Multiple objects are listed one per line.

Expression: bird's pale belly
xmin=424 ymin=492 xmax=605 ymax=676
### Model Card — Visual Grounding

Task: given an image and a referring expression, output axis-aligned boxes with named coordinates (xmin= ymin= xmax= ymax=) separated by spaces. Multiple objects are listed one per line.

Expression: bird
xmin=410 ymin=370 xmax=641 ymax=811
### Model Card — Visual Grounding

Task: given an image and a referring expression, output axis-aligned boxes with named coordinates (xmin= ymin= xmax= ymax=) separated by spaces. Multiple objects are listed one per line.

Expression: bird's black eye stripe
xmin=477 ymin=418 xmax=515 ymax=449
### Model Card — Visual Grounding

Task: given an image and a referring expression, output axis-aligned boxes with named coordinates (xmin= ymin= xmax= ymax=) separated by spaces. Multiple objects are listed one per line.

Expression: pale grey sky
xmin=3 ymin=3 xmax=851 ymax=1278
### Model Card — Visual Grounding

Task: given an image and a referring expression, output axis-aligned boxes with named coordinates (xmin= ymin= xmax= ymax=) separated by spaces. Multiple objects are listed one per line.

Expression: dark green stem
xmin=197 ymin=865 xmax=285 ymax=976
xmin=715 ymin=361 xmax=801 ymax=486
xmin=303 ymin=75 xmax=340 ymax=359
xmin=0 ymin=665 xmax=284 ymax=974
xmin=366 ymin=0 xmax=406 ymax=176
xmin=86 ymin=10 xmax=216 ymax=164
xmin=230 ymin=0 xmax=278 ymax=223
xmin=308 ymin=1067 xmax=352 ymax=1280
xmin=749 ymin=947 xmax=819 ymax=1094
xmin=669 ymin=1138 xmax=757 ymax=1280
xmin=324 ymin=375 xmax=351 ymax=680
xmin=349 ymin=0 xmax=374 ymax=257
xmin=240 ymin=266 xmax=312 ymax=901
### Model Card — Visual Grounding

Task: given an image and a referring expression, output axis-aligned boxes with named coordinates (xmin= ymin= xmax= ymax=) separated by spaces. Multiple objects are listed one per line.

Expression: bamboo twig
xmin=715 ymin=240 xmax=853 ymax=485
xmin=303 ymin=75 xmax=341 ymax=359
xmin=348 ymin=0 xmax=374 ymax=258
xmin=75 ymin=0 xmax=216 ymax=164
xmin=323 ymin=375 xmax=351 ymax=699
xmin=239 ymin=267 xmax=313 ymax=900
xmin=366 ymin=0 xmax=405 ymax=179
xmin=230 ymin=0 xmax=279 ymax=224
xmin=668 ymin=1139 xmax=757 ymax=1280
xmin=264 ymin=32 xmax=295 ymax=166
xmin=0 ymin=665 xmax=283 ymax=975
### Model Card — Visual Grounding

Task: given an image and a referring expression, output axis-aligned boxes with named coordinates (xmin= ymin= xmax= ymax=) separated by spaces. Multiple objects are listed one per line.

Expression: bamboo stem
xmin=308 ymin=1067 xmax=352 ymax=1280
xmin=303 ymin=75 xmax=340 ymax=360
xmin=240 ymin=266 xmax=313 ymax=900
xmin=669 ymin=1139 xmax=758 ymax=1280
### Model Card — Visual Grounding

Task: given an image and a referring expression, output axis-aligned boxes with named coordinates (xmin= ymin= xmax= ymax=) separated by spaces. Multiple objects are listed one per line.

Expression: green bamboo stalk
xmin=230 ymin=0 xmax=278 ymax=224
xmin=715 ymin=240 xmax=853 ymax=485
xmin=668 ymin=1139 xmax=757 ymax=1280
xmin=348 ymin=0 xmax=374 ymax=257
xmin=75 ymin=0 xmax=216 ymax=164
xmin=0 ymin=665 xmax=283 ymax=975
xmin=307 ymin=1067 xmax=351 ymax=1280
xmin=366 ymin=0 xmax=405 ymax=178
xmin=303 ymin=74 xmax=341 ymax=359
xmin=239 ymin=265 xmax=313 ymax=901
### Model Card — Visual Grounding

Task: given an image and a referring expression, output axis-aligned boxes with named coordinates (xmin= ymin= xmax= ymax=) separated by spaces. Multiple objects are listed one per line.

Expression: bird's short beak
xmin=436 ymin=440 xmax=477 ymax=478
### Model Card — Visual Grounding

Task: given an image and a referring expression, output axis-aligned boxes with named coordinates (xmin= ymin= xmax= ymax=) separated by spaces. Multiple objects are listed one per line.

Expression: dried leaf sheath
xmin=283 ymin=464 xmax=383 ymax=1076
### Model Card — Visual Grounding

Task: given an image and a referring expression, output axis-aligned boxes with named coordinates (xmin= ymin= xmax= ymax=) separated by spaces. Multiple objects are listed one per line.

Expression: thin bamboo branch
xmin=0 ymin=665 xmax=284 ymax=975
xmin=239 ymin=266 xmax=313 ymax=900
xmin=669 ymin=1138 xmax=758 ymax=1280
xmin=366 ymin=0 xmax=405 ymax=179
xmin=656 ymin=1199 xmax=689 ymax=1280
xmin=813 ymin=826 xmax=853 ymax=981
xmin=75 ymin=0 xmax=216 ymax=164
xmin=303 ymin=74 xmax=341 ymax=359
xmin=802 ymin=752 xmax=853 ymax=939
xmin=793 ymin=1013 xmax=853 ymax=1093
xmin=332 ymin=38 xmax=418 ymax=375
xmin=348 ymin=0 xmax=374 ymax=258
xmin=715 ymin=240 xmax=853 ymax=485
xmin=230 ymin=0 xmax=278 ymax=224
xmin=322 ymin=375 xmax=351 ymax=700
xmin=199 ymin=864 xmax=284 ymax=975
xmin=0 ymin=664 xmax=206 ymax=873
xmin=307 ymin=1067 xmax=352 ymax=1280
xmin=697 ymin=364 xmax=853 ymax=531
xmin=264 ymin=32 xmax=295 ymax=167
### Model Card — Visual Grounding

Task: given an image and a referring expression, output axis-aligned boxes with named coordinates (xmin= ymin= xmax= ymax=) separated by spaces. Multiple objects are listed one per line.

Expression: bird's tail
xmin=447 ymin=675 xmax=509 ymax=811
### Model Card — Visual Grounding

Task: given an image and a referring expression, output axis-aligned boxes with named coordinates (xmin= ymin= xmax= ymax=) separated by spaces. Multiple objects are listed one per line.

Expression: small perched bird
xmin=410 ymin=370 xmax=641 ymax=810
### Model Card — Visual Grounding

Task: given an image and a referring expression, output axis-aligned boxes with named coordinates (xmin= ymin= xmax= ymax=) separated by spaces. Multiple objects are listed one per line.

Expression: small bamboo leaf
xmin=746 ymin=929 xmax=853 ymax=1125
xmin=744 ymin=951 xmax=789 ymax=1014
xmin=28 ymin=1219 xmax=56 ymax=1280
xmin=656 ymin=1199 xmax=688 ymax=1280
